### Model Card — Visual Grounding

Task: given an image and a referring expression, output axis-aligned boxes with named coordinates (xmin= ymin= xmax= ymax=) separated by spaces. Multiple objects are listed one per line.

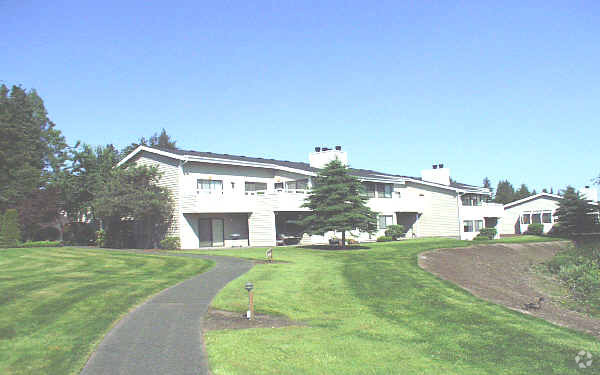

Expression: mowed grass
xmin=189 ymin=237 xmax=598 ymax=375
xmin=0 ymin=247 xmax=212 ymax=375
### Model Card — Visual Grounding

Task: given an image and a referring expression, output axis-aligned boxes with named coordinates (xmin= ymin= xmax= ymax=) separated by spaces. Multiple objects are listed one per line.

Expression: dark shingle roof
xmin=146 ymin=146 xmax=484 ymax=191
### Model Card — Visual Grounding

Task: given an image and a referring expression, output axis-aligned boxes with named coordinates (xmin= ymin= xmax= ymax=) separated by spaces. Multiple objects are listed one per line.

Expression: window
xmin=521 ymin=214 xmax=531 ymax=224
xmin=377 ymin=184 xmax=392 ymax=198
xmin=532 ymin=213 xmax=541 ymax=224
xmin=461 ymin=194 xmax=482 ymax=206
xmin=197 ymin=179 xmax=223 ymax=194
xmin=245 ymin=181 xmax=267 ymax=194
xmin=274 ymin=182 xmax=284 ymax=190
xmin=464 ymin=220 xmax=474 ymax=232
xmin=378 ymin=215 xmax=393 ymax=229
xmin=363 ymin=182 xmax=376 ymax=198
xmin=286 ymin=179 xmax=308 ymax=191
xmin=542 ymin=212 xmax=552 ymax=224
xmin=475 ymin=220 xmax=484 ymax=231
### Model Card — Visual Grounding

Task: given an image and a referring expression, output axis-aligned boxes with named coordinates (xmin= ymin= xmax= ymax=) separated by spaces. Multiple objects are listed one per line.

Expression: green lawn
xmin=0 ymin=247 xmax=213 ymax=375
xmin=189 ymin=237 xmax=597 ymax=375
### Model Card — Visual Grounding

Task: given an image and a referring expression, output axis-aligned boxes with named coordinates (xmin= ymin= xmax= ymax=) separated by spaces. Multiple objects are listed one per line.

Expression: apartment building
xmin=117 ymin=146 xmax=502 ymax=249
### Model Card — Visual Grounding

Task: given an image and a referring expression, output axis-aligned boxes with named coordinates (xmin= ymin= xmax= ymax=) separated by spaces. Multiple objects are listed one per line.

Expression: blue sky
xmin=2 ymin=1 xmax=599 ymax=194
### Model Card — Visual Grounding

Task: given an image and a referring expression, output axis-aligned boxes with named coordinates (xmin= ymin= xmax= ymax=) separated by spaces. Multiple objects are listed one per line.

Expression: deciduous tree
xmin=92 ymin=165 xmax=174 ymax=248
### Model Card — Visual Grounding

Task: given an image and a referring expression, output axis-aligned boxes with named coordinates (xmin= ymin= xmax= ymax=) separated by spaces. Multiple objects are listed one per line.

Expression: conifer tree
xmin=301 ymin=159 xmax=378 ymax=247
xmin=555 ymin=186 xmax=597 ymax=236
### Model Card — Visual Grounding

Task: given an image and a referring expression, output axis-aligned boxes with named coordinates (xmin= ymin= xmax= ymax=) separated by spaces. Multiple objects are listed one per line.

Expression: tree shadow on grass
xmin=297 ymin=245 xmax=371 ymax=251
xmin=341 ymin=249 xmax=598 ymax=374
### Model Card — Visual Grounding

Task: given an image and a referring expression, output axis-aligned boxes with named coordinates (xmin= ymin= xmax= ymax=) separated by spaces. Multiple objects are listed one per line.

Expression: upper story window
xmin=286 ymin=179 xmax=308 ymax=191
xmin=364 ymin=183 xmax=376 ymax=198
xmin=377 ymin=184 xmax=392 ymax=198
xmin=363 ymin=182 xmax=392 ymax=198
xmin=461 ymin=194 xmax=483 ymax=206
xmin=245 ymin=181 xmax=267 ymax=195
xmin=197 ymin=179 xmax=223 ymax=194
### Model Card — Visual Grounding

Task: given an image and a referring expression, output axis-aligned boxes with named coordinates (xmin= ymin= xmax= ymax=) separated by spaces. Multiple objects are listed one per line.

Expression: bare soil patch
xmin=202 ymin=308 xmax=305 ymax=331
xmin=419 ymin=241 xmax=600 ymax=339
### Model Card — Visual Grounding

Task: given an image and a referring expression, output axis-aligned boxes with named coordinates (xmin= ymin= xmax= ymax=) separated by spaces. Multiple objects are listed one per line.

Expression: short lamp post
xmin=245 ymin=282 xmax=254 ymax=320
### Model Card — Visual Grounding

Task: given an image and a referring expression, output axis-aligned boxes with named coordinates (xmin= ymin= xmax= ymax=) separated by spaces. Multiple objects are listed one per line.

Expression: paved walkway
xmin=80 ymin=253 xmax=253 ymax=375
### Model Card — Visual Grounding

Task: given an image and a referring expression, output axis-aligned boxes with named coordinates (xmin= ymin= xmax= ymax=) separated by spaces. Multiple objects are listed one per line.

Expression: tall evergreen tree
xmin=555 ymin=186 xmax=597 ymax=236
xmin=301 ymin=159 xmax=378 ymax=247
xmin=483 ymin=177 xmax=492 ymax=191
xmin=0 ymin=85 xmax=67 ymax=209
xmin=515 ymin=184 xmax=531 ymax=200
xmin=494 ymin=180 xmax=516 ymax=204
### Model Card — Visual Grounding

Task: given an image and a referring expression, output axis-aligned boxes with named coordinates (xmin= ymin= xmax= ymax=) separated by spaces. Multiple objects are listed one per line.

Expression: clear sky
xmin=2 ymin=1 xmax=599 ymax=194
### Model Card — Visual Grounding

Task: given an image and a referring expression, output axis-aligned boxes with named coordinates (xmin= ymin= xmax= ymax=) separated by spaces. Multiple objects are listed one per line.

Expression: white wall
xmin=134 ymin=152 xmax=181 ymax=237
xmin=500 ymin=197 xmax=561 ymax=235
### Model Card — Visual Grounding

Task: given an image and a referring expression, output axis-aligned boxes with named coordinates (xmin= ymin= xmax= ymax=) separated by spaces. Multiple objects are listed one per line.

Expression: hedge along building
xmin=117 ymin=146 xmax=501 ymax=249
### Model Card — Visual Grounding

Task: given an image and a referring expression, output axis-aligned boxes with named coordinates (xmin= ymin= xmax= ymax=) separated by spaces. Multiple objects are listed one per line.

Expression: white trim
xmin=117 ymin=146 xmax=317 ymax=176
xmin=117 ymin=146 xmax=490 ymax=195
xmin=504 ymin=193 xmax=563 ymax=209
xmin=116 ymin=146 xmax=186 ymax=167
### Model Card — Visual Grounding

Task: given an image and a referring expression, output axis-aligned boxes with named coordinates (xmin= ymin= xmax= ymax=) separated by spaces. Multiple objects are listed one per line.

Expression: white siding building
xmin=500 ymin=193 xmax=562 ymax=235
xmin=118 ymin=146 xmax=501 ymax=249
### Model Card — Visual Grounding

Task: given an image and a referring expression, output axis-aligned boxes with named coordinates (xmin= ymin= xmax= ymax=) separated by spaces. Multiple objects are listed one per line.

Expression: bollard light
xmin=245 ymin=282 xmax=254 ymax=320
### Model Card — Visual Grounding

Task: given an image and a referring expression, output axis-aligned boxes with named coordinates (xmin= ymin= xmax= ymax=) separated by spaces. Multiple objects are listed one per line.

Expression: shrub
xmin=476 ymin=227 xmax=497 ymax=240
xmin=384 ymin=225 xmax=405 ymax=240
xmin=544 ymin=242 xmax=600 ymax=308
xmin=473 ymin=235 xmax=490 ymax=241
xmin=33 ymin=226 xmax=61 ymax=241
xmin=0 ymin=209 xmax=21 ymax=248
xmin=347 ymin=238 xmax=359 ymax=245
xmin=526 ymin=223 xmax=544 ymax=236
xmin=329 ymin=237 xmax=340 ymax=246
xmin=21 ymin=241 xmax=62 ymax=248
xmin=377 ymin=235 xmax=394 ymax=242
xmin=95 ymin=229 xmax=106 ymax=247
xmin=547 ymin=223 xmax=565 ymax=238
xmin=159 ymin=236 xmax=181 ymax=250
xmin=63 ymin=222 xmax=97 ymax=245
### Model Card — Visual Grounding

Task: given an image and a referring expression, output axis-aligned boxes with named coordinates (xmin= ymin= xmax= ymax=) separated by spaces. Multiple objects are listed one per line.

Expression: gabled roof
xmin=118 ymin=146 xmax=488 ymax=194
xmin=504 ymin=193 xmax=563 ymax=209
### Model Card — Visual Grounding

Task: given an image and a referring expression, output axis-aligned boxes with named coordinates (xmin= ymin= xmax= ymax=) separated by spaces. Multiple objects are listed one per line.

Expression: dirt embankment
xmin=419 ymin=241 xmax=600 ymax=339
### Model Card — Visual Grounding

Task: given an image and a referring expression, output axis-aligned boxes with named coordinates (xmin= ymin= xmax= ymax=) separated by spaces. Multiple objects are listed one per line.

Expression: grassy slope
xmin=191 ymin=237 xmax=597 ymax=375
xmin=0 ymin=247 xmax=212 ymax=375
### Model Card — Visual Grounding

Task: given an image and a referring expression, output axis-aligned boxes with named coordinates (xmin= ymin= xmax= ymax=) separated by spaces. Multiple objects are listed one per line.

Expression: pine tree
xmin=0 ymin=84 xmax=67 ymax=210
xmin=494 ymin=180 xmax=516 ymax=204
xmin=483 ymin=177 xmax=493 ymax=194
xmin=555 ymin=186 xmax=597 ymax=236
xmin=515 ymin=184 xmax=531 ymax=200
xmin=0 ymin=209 xmax=21 ymax=247
xmin=301 ymin=159 xmax=378 ymax=247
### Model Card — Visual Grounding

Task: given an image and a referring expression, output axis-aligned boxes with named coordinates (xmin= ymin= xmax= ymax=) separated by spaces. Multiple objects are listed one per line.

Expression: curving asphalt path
xmin=80 ymin=253 xmax=253 ymax=375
